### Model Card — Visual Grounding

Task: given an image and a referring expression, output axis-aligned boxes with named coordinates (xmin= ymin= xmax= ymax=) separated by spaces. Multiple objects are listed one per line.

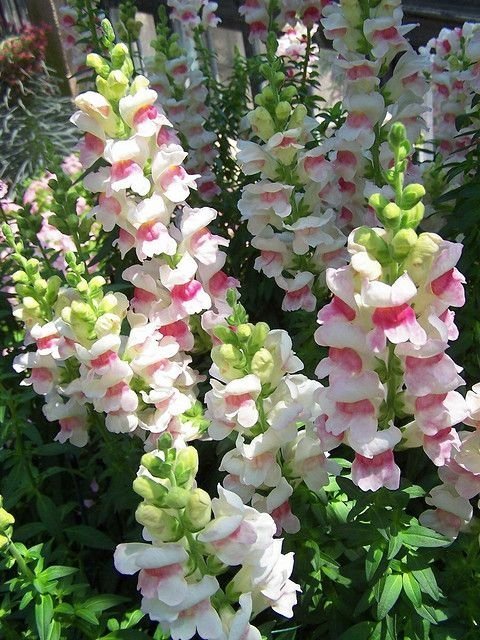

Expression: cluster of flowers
xmin=115 ymin=439 xmax=299 ymax=639
xmin=421 ymin=23 xmax=480 ymax=161
xmin=0 ymin=23 xmax=50 ymax=87
xmin=312 ymin=123 xmax=480 ymax=530
xmin=236 ymin=0 xmax=430 ymax=312
xmin=11 ymin=36 xmax=234 ymax=449
xmin=0 ymin=155 xmax=92 ymax=274
xmin=204 ymin=296 xmax=341 ymax=534
xmin=236 ymin=58 xmax=346 ymax=312
xmin=58 ymin=1 xmax=101 ymax=77
xmin=239 ymin=0 xmax=328 ymax=42
xmin=167 ymin=0 xmax=220 ymax=33
xmin=276 ymin=20 xmax=320 ymax=77
xmin=147 ymin=5 xmax=220 ymax=201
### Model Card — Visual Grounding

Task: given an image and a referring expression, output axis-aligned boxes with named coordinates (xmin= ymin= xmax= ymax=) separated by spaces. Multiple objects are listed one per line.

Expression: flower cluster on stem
xmin=114 ymin=437 xmax=300 ymax=639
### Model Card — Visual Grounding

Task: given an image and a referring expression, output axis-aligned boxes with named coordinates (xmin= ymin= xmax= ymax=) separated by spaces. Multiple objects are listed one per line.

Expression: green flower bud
xmin=250 ymin=322 xmax=270 ymax=351
xmin=46 ymin=275 xmax=61 ymax=304
xmin=213 ymin=325 xmax=236 ymax=344
xmin=261 ymin=87 xmax=275 ymax=103
xmin=353 ymin=227 xmax=389 ymax=263
xmin=110 ymin=42 xmax=130 ymax=69
xmin=12 ymin=270 xmax=28 ymax=284
xmin=388 ymin=122 xmax=407 ymax=147
xmin=289 ymin=104 xmax=307 ymax=129
xmin=368 ymin=193 xmax=390 ymax=214
xmin=404 ymin=232 xmax=440 ymax=283
xmin=274 ymin=71 xmax=285 ymax=83
xmin=211 ymin=345 xmax=244 ymax=380
xmin=0 ymin=535 xmax=9 ymax=550
xmin=132 ymin=477 xmax=168 ymax=503
xmin=101 ymin=19 xmax=116 ymax=45
xmin=275 ymin=101 xmax=291 ymax=122
xmin=236 ymin=324 xmax=253 ymax=342
xmin=163 ymin=487 xmax=190 ymax=509
xmin=140 ymin=453 xmax=172 ymax=479
xmin=70 ymin=300 xmax=97 ymax=341
xmin=96 ymin=76 xmax=109 ymax=98
xmin=23 ymin=296 xmax=39 ymax=310
xmin=33 ymin=279 xmax=48 ymax=295
xmin=247 ymin=107 xmax=276 ymax=142
xmin=251 ymin=348 xmax=274 ymax=383
xmin=107 ymin=70 xmax=129 ymax=100
xmin=281 ymin=86 xmax=297 ymax=101
xmin=94 ymin=313 xmax=121 ymax=337
xmin=382 ymin=202 xmax=401 ymax=221
xmin=135 ymin=504 xmax=181 ymax=541
xmin=391 ymin=228 xmax=418 ymax=259
xmin=174 ymin=447 xmax=198 ymax=488
xmin=399 ymin=183 xmax=426 ymax=210
xmin=157 ymin=432 xmax=173 ymax=451
xmin=0 ymin=507 xmax=15 ymax=529
xmin=183 ymin=489 xmax=211 ymax=532
xmin=86 ymin=53 xmax=110 ymax=78
xmin=90 ymin=275 xmax=107 ymax=290
xmin=402 ymin=202 xmax=425 ymax=229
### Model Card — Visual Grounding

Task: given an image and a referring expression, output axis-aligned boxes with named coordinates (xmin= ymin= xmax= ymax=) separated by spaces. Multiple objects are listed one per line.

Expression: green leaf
xmin=338 ymin=622 xmax=378 ymax=640
xmin=35 ymin=594 xmax=54 ymax=640
xmin=365 ymin=545 xmax=384 ymax=582
xmin=47 ymin=621 xmax=61 ymax=640
xmin=376 ymin=574 xmax=402 ymax=619
xmin=83 ymin=594 xmax=126 ymax=613
xmin=19 ymin=590 xmax=34 ymax=610
xmin=36 ymin=495 xmax=61 ymax=535
xmin=402 ymin=573 xmax=422 ymax=608
xmin=411 ymin=567 xmax=442 ymax=601
xmin=401 ymin=525 xmax=451 ymax=548
xmin=75 ymin=607 xmax=99 ymax=625
xmin=65 ymin=525 xmax=114 ymax=550
xmin=387 ymin=534 xmax=403 ymax=560
xmin=40 ymin=566 xmax=78 ymax=582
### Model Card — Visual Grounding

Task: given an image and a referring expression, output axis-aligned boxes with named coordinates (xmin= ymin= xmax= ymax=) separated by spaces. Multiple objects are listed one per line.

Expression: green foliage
xmin=0 ymin=71 xmax=78 ymax=194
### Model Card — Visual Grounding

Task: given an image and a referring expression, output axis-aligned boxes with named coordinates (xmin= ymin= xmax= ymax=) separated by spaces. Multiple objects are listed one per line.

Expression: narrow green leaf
xmin=75 ymin=608 xmax=99 ymax=625
xmin=402 ymin=572 xmax=422 ymax=608
xmin=411 ymin=567 xmax=442 ymax=601
xmin=376 ymin=574 xmax=402 ymax=619
xmin=338 ymin=622 xmax=377 ymax=640
xmin=35 ymin=594 xmax=54 ymax=640
xmin=82 ymin=594 xmax=126 ymax=613
xmin=65 ymin=525 xmax=114 ymax=550
xmin=401 ymin=525 xmax=451 ymax=548
xmin=41 ymin=566 xmax=78 ymax=582
xmin=365 ymin=545 xmax=384 ymax=582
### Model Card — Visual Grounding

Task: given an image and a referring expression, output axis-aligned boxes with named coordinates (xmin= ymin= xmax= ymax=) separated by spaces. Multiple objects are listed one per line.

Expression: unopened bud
xmin=247 ymin=107 xmax=275 ymax=142
xmin=0 ymin=507 xmax=14 ymax=529
xmin=132 ymin=477 xmax=168 ymax=503
xmin=140 ymin=452 xmax=172 ymax=479
xmin=251 ymin=348 xmax=274 ymax=383
xmin=163 ymin=487 xmax=190 ymax=509
xmin=275 ymin=101 xmax=291 ymax=122
xmin=107 ymin=70 xmax=129 ymax=100
xmin=353 ymin=227 xmax=389 ymax=263
xmin=12 ymin=271 xmax=28 ymax=284
xmin=174 ymin=447 xmax=198 ymax=488
xmin=289 ymin=104 xmax=307 ymax=129
xmin=183 ymin=489 xmax=212 ymax=532
xmin=382 ymin=202 xmax=401 ymax=221
xmin=236 ymin=323 xmax=252 ymax=341
xmin=368 ymin=193 xmax=389 ymax=213
xmin=86 ymin=53 xmax=110 ymax=78
xmin=402 ymin=202 xmax=425 ymax=229
xmin=391 ymin=228 xmax=418 ymax=259
xmin=111 ymin=43 xmax=128 ymax=69
xmin=388 ymin=122 xmax=407 ymax=147
xmin=23 ymin=297 xmax=39 ymax=310
xmin=399 ymin=184 xmax=426 ymax=210
xmin=135 ymin=504 xmax=181 ymax=541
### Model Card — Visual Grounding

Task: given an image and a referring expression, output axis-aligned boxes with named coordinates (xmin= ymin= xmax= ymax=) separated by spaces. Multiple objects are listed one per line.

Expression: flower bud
xmin=157 ymin=432 xmax=173 ymax=451
xmin=140 ymin=452 xmax=172 ymax=479
xmin=12 ymin=271 xmax=28 ymax=284
xmin=281 ymin=86 xmax=297 ymax=101
xmin=213 ymin=325 xmax=236 ymax=344
xmin=289 ymin=104 xmax=307 ymax=129
xmin=33 ymin=279 xmax=48 ymax=295
xmin=183 ymin=489 xmax=212 ymax=532
xmin=250 ymin=322 xmax=270 ymax=351
xmin=0 ymin=507 xmax=14 ymax=529
xmin=275 ymin=101 xmax=291 ymax=122
xmin=251 ymin=348 xmax=274 ymax=383
xmin=404 ymin=232 xmax=440 ymax=283
xmin=86 ymin=53 xmax=110 ymax=78
xmin=111 ymin=43 xmax=129 ymax=69
xmin=382 ymin=202 xmax=401 ymax=221
xmin=23 ymin=297 xmax=39 ymax=310
xmin=174 ymin=447 xmax=198 ymax=488
xmin=388 ymin=122 xmax=407 ymax=147
xmin=368 ymin=193 xmax=389 ymax=213
xmin=391 ymin=228 xmax=418 ymax=259
xmin=353 ymin=227 xmax=389 ymax=263
xmin=94 ymin=313 xmax=121 ymax=337
xmin=132 ymin=477 xmax=168 ymax=503
xmin=402 ymin=202 xmax=425 ymax=229
xmin=399 ymin=184 xmax=425 ymax=210
xmin=236 ymin=324 xmax=253 ymax=341
xmin=135 ymin=504 xmax=181 ymax=541
xmin=107 ymin=70 xmax=129 ymax=100
xmin=211 ymin=345 xmax=244 ymax=380
xmin=163 ymin=487 xmax=190 ymax=509
xmin=247 ymin=107 xmax=276 ymax=142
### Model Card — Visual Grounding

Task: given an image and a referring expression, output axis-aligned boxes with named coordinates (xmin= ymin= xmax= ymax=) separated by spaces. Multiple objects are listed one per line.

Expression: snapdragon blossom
xmin=313 ymin=124 xmax=479 ymax=514
xmin=12 ymin=40 xmax=234 ymax=448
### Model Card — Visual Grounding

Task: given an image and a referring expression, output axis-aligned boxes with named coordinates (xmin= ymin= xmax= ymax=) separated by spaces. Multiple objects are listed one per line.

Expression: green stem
xmin=301 ymin=26 xmax=312 ymax=93
xmin=5 ymin=537 xmax=35 ymax=581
